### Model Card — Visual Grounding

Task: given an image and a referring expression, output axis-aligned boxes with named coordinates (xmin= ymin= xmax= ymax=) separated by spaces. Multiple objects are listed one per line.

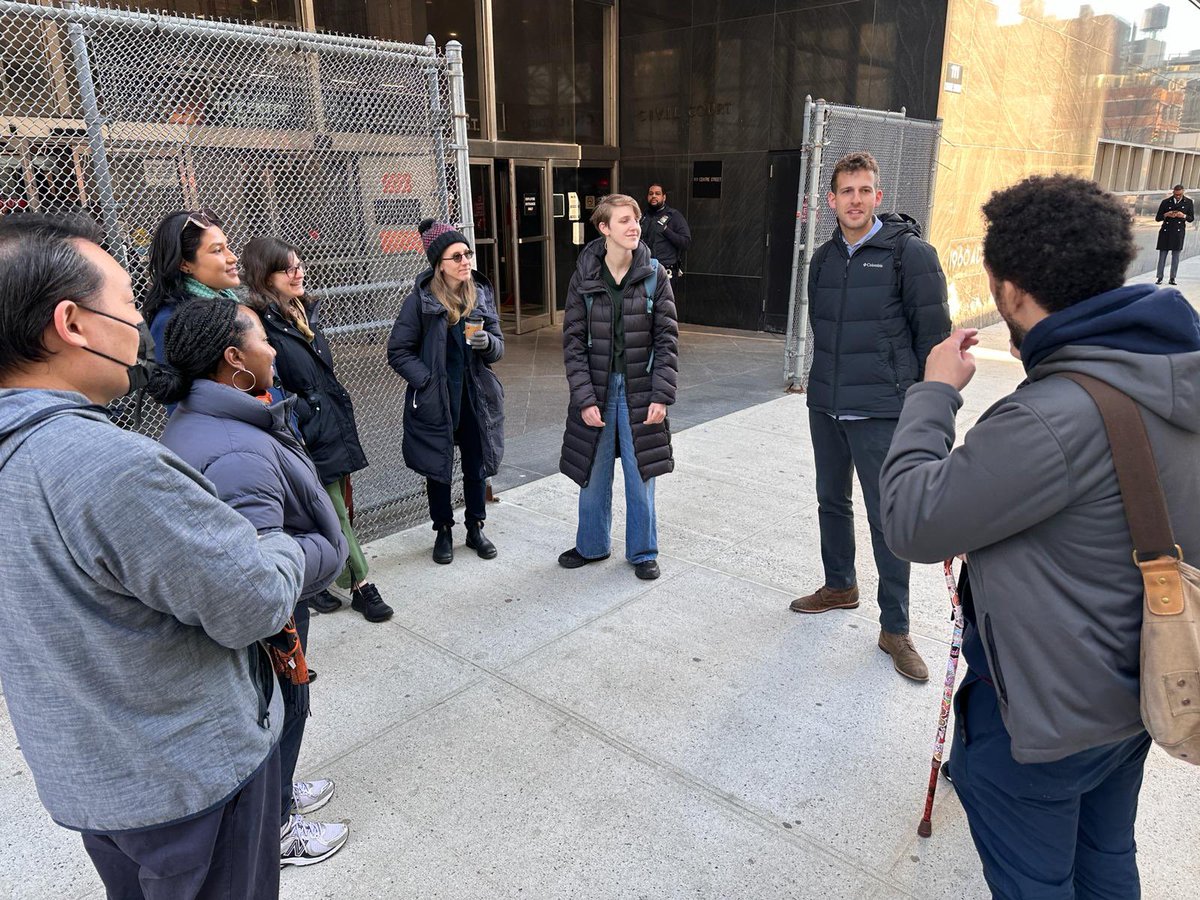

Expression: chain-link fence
xmin=783 ymin=100 xmax=942 ymax=389
xmin=0 ymin=0 xmax=473 ymax=540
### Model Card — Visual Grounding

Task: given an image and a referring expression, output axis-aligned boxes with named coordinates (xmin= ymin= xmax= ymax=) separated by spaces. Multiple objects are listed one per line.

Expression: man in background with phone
xmin=641 ymin=182 xmax=691 ymax=286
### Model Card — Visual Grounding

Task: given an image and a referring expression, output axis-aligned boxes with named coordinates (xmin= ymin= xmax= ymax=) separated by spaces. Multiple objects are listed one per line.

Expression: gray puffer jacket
xmin=0 ymin=389 xmax=305 ymax=832
xmin=881 ymin=343 xmax=1200 ymax=763
xmin=160 ymin=379 xmax=348 ymax=598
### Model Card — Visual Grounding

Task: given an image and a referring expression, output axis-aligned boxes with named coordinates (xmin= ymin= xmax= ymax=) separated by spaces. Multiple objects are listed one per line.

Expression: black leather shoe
xmin=433 ymin=525 xmax=454 ymax=564
xmin=1156 ymin=278 xmax=1163 ymax=284
xmin=306 ymin=668 xmax=318 ymax=684
xmin=1169 ymin=280 xmax=1178 ymax=285
xmin=309 ymin=590 xmax=341 ymax=614
xmin=557 ymin=547 xmax=610 ymax=569
xmin=350 ymin=583 xmax=393 ymax=622
xmin=634 ymin=560 xmax=661 ymax=580
xmin=465 ymin=522 xmax=497 ymax=559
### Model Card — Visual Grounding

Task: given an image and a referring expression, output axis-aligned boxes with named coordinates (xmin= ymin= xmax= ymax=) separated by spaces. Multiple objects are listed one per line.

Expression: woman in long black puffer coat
xmin=557 ymin=193 xmax=679 ymax=581
xmin=242 ymin=236 xmax=393 ymax=625
xmin=387 ymin=219 xmax=505 ymax=564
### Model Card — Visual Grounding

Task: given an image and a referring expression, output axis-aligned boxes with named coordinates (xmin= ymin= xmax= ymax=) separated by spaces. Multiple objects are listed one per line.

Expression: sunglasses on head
xmin=183 ymin=211 xmax=216 ymax=232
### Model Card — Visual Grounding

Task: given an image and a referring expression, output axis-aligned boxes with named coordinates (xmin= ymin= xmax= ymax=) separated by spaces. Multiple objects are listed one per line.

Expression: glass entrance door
xmin=509 ymin=160 xmax=552 ymax=333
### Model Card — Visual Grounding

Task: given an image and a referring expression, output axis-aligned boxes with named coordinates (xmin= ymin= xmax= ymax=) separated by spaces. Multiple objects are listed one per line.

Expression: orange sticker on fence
xmin=380 ymin=229 xmax=421 ymax=253
xmin=381 ymin=173 xmax=413 ymax=194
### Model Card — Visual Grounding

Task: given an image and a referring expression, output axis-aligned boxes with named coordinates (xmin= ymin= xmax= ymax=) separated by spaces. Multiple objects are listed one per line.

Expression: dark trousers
xmin=427 ymin=395 xmax=487 ymax=528
xmin=1156 ymin=249 xmax=1180 ymax=282
xmin=808 ymin=410 xmax=910 ymax=633
xmin=278 ymin=599 xmax=310 ymax=823
xmin=948 ymin=676 xmax=1152 ymax=899
xmin=82 ymin=745 xmax=281 ymax=900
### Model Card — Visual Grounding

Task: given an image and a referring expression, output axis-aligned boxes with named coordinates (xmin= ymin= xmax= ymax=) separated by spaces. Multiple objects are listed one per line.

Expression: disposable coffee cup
xmin=464 ymin=316 xmax=484 ymax=341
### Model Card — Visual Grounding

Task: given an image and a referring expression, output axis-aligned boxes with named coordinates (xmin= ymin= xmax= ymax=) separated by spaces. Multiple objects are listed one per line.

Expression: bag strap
xmin=1058 ymin=372 xmax=1179 ymax=563
xmin=645 ymin=260 xmax=659 ymax=374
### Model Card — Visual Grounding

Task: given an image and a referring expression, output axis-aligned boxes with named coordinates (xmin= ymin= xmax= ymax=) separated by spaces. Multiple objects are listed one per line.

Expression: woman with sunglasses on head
xmin=242 ymin=236 xmax=393 ymax=624
xmin=148 ymin=297 xmax=353 ymax=869
xmin=142 ymin=210 xmax=241 ymax=361
xmin=387 ymin=219 xmax=505 ymax=564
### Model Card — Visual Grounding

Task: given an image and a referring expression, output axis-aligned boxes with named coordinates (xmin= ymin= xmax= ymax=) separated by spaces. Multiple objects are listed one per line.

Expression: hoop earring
xmin=232 ymin=367 xmax=257 ymax=393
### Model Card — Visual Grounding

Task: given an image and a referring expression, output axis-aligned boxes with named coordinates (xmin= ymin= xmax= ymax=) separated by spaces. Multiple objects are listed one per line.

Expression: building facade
xmin=5 ymin=1 xmax=1195 ymax=334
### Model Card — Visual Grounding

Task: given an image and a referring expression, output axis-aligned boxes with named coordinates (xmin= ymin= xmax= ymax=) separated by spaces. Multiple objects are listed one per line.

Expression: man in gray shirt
xmin=880 ymin=175 xmax=1200 ymax=896
xmin=0 ymin=214 xmax=306 ymax=899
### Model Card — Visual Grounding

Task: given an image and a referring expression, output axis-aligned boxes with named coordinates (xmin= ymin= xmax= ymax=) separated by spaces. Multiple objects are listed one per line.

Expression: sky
xmin=1043 ymin=0 xmax=1200 ymax=56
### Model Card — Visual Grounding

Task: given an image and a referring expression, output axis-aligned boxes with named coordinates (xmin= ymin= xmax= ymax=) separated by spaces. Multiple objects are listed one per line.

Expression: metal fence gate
xmin=0 ymin=1 xmax=473 ymax=540
xmin=784 ymin=99 xmax=942 ymax=389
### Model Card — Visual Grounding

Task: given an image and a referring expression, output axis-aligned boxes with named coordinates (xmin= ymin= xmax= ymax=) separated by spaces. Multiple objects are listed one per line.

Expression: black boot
xmin=465 ymin=521 xmax=497 ymax=559
xmin=433 ymin=524 xmax=454 ymax=564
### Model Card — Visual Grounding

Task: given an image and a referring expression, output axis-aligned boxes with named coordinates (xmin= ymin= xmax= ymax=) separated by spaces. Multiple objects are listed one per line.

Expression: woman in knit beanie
xmin=150 ymin=297 xmax=353 ymax=868
xmin=387 ymin=218 xmax=507 ymax=564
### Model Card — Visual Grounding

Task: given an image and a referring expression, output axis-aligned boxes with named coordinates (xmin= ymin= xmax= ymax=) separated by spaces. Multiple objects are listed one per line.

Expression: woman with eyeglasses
xmin=142 ymin=210 xmax=241 ymax=362
xmin=387 ymin=219 xmax=505 ymax=564
xmin=242 ymin=236 xmax=393 ymax=624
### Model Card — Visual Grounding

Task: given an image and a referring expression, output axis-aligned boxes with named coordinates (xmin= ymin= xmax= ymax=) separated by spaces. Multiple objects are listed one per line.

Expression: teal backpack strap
xmin=645 ymin=259 xmax=659 ymax=374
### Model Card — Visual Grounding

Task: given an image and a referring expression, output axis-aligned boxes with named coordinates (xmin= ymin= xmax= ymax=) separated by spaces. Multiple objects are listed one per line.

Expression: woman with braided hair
xmin=148 ymin=298 xmax=353 ymax=868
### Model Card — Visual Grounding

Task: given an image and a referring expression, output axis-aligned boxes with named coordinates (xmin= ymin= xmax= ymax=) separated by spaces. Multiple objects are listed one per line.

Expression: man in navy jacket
xmin=790 ymin=151 xmax=951 ymax=683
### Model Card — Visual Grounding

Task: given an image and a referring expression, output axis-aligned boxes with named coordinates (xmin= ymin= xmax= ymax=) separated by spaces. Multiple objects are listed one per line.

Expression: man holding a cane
xmin=879 ymin=175 xmax=1200 ymax=897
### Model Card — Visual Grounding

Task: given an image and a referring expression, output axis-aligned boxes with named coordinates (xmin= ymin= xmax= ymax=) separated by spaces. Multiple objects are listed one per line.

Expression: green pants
xmin=325 ymin=478 xmax=368 ymax=589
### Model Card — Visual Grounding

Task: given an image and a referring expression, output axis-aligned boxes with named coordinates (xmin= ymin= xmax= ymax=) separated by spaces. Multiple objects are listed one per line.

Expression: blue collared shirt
xmin=842 ymin=215 xmax=883 ymax=257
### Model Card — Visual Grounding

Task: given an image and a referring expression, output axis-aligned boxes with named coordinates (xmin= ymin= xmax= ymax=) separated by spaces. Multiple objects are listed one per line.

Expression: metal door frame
xmin=507 ymin=157 xmax=553 ymax=333
xmin=468 ymin=157 xmax=500 ymax=290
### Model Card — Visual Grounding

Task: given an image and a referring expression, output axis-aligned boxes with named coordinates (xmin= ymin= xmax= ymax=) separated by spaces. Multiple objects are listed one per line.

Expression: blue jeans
xmin=948 ymin=675 xmax=1152 ymax=899
xmin=809 ymin=410 xmax=910 ymax=634
xmin=576 ymin=373 xmax=658 ymax=564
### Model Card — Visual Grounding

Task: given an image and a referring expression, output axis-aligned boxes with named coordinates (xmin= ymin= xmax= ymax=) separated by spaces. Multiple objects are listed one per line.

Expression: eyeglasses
xmin=280 ymin=264 xmax=305 ymax=277
xmin=441 ymin=250 xmax=474 ymax=264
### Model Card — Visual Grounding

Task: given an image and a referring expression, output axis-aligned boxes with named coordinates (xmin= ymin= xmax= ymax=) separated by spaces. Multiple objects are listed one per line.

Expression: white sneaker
xmin=291 ymin=778 xmax=335 ymax=815
xmin=280 ymin=813 xmax=349 ymax=867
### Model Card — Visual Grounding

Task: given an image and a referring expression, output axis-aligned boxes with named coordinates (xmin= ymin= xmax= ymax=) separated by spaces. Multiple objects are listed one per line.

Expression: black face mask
xmin=77 ymin=306 xmax=158 ymax=396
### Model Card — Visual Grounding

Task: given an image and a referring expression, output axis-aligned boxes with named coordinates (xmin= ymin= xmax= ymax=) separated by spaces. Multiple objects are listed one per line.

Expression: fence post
xmin=894 ymin=107 xmax=908 ymax=221
xmin=446 ymin=39 xmax=474 ymax=251
xmin=425 ymin=34 xmax=452 ymax=222
xmin=64 ymin=0 xmax=126 ymax=268
xmin=927 ymin=121 xmax=944 ymax=240
xmin=785 ymin=100 xmax=827 ymax=388
xmin=784 ymin=94 xmax=813 ymax=385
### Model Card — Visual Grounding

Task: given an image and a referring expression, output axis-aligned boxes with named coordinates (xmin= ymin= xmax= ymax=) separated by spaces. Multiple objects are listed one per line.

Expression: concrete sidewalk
xmin=3 ymin=263 xmax=1198 ymax=899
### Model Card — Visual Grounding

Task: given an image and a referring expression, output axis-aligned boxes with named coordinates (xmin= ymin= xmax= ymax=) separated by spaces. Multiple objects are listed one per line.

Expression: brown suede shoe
xmin=789 ymin=585 xmax=860 ymax=613
xmin=878 ymin=630 xmax=929 ymax=682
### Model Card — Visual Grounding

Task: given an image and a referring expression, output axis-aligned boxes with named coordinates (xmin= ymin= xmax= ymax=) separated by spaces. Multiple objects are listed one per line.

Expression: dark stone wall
xmin=619 ymin=1 xmax=948 ymax=330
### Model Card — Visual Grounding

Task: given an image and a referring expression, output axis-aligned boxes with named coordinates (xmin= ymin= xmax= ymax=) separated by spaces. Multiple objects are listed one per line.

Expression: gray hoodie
xmin=881 ymin=344 xmax=1200 ymax=763
xmin=0 ymin=389 xmax=306 ymax=832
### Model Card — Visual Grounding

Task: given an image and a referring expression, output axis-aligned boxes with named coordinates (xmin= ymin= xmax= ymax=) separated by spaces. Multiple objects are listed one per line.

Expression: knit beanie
xmin=418 ymin=218 xmax=470 ymax=269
